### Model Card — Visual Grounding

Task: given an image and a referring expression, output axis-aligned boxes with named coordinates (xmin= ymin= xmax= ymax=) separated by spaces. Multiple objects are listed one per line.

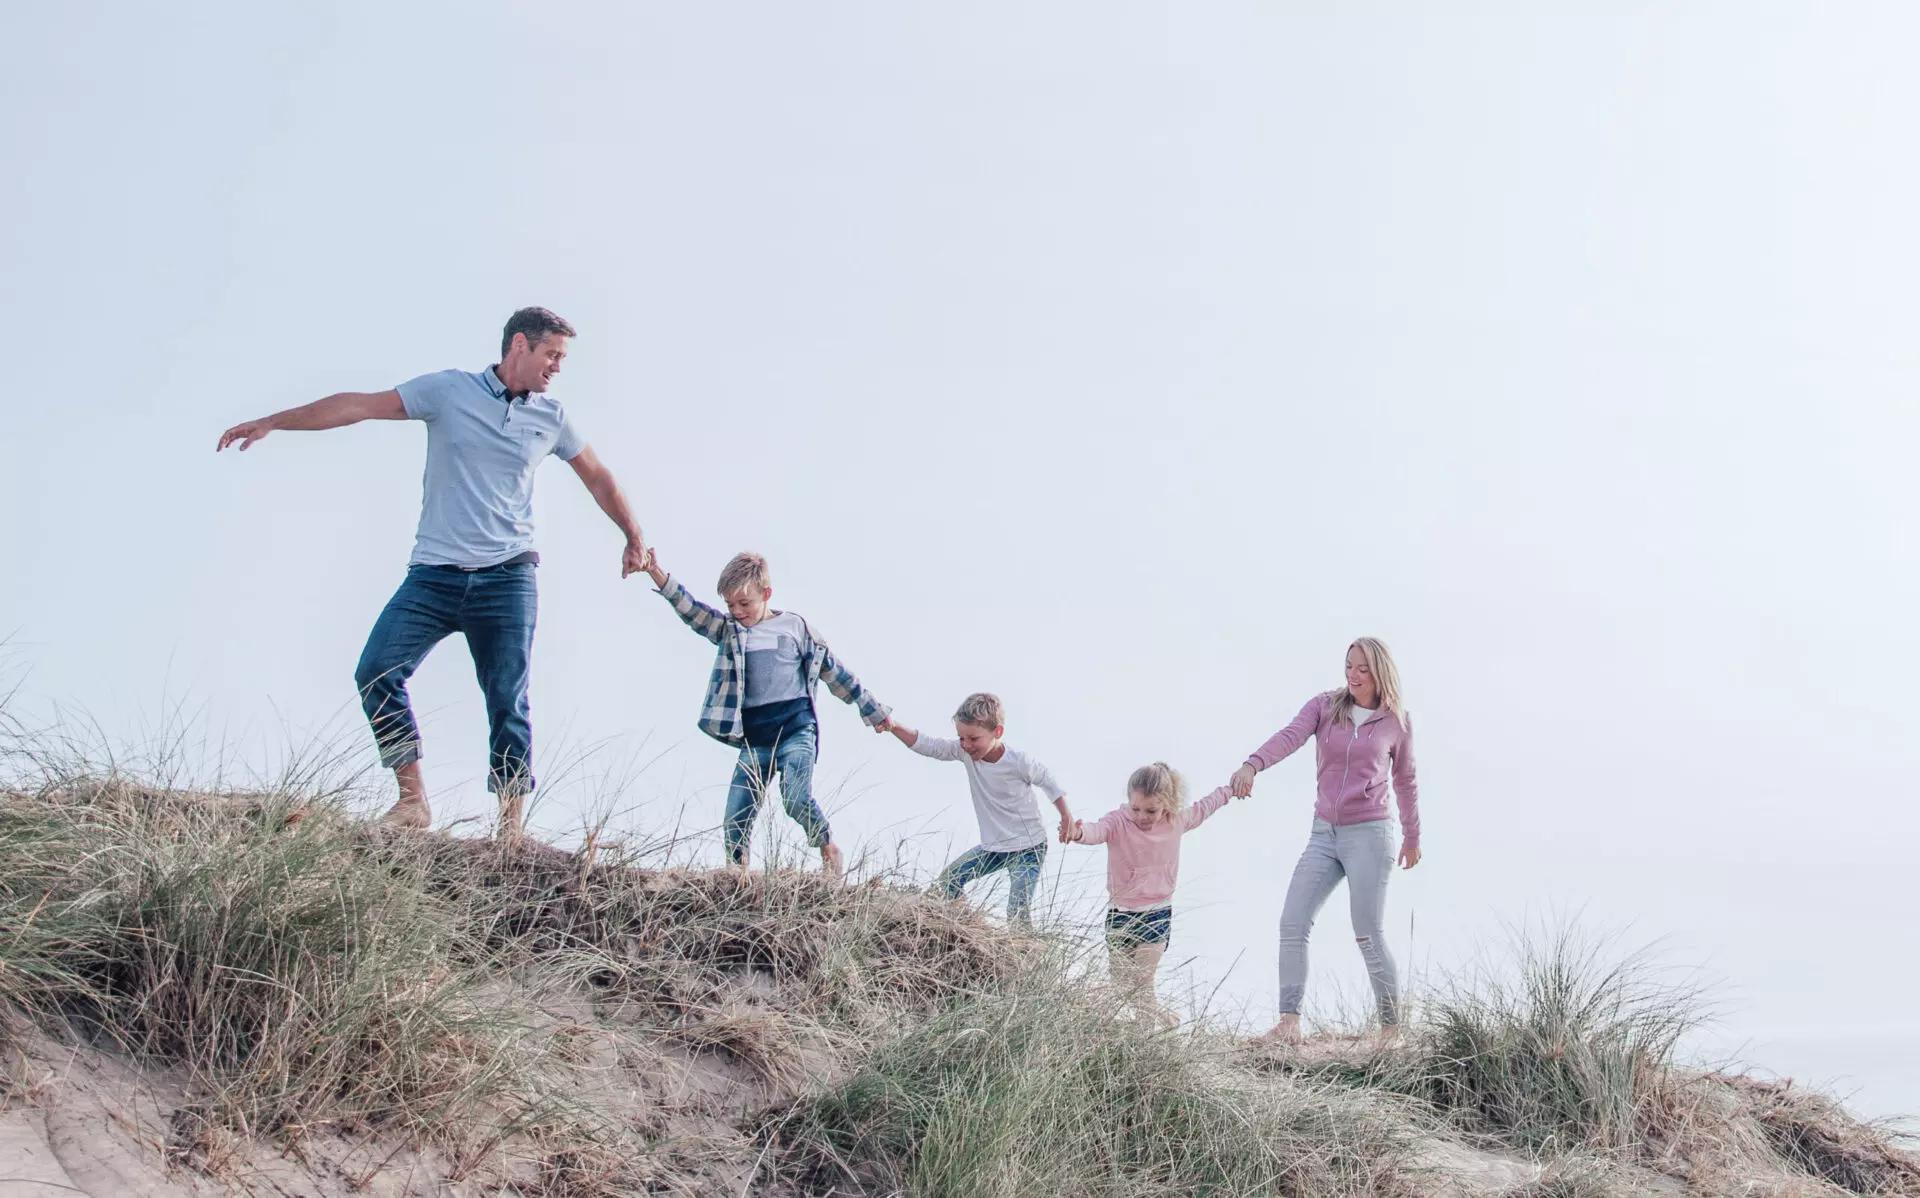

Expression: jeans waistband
xmin=414 ymin=552 xmax=540 ymax=574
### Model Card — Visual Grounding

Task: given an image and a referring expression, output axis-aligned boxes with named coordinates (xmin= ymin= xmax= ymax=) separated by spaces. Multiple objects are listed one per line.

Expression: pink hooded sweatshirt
xmin=1079 ymin=787 xmax=1231 ymax=911
xmin=1244 ymin=692 xmax=1420 ymax=846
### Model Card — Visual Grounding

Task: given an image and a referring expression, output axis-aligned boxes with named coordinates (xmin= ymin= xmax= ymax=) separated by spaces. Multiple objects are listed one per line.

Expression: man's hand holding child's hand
xmin=1067 ymin=818 xmax=1085 ymax=843
xmin=639 ymin=548 xmax=668 ymax=589
xmin=1057 ymin=810 xmax=1075 ymax=843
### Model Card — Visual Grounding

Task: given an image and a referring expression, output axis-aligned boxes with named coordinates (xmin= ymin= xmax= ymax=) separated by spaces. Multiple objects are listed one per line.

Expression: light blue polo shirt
xmin=395 ymin=366 xmax=586 ymax=567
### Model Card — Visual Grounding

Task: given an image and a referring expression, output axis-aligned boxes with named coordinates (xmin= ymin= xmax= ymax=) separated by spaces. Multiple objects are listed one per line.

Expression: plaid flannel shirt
xmin=656 ymin=576 xmax=891 ymax=747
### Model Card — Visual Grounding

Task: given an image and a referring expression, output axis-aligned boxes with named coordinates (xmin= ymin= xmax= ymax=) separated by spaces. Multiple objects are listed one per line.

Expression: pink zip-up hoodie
xmin=1244 ymin=692 xmax=1420 ymax=846
xmin=1078 ymin=787 xmax=1231 ymax=911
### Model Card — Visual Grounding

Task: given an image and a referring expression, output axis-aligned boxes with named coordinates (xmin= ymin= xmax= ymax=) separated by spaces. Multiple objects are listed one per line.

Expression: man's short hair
xmin=717 ymin=552 xmax=771 ymax=595
xmin=953 ymin=692 xmax=1006 ymax=730
xmin=501 ymin=307 xmax=577 ymax=357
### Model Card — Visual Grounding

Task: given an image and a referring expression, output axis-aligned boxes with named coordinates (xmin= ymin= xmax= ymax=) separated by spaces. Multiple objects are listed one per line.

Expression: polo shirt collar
xmin=483 ymin=365 xmax=531 ymax=403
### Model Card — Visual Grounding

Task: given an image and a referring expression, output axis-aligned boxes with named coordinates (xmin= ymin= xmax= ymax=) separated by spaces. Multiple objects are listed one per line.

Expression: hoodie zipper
xmin=1335 ymin=710 xmax=1371 ymax=814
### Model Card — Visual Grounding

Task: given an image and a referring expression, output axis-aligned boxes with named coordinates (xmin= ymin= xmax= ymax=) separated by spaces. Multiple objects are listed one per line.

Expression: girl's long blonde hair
xmin=1328 ymin=636 xmax=1407 ymax=728
xmin=1127 ymin=762 xmax=1189 ymax=822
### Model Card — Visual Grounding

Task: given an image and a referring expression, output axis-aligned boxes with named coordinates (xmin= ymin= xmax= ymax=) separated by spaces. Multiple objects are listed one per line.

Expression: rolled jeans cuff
xmin=488 ymin=764 xmax=535 ymax=796
xmin=378 ymin=739 xmax=422 ymax=771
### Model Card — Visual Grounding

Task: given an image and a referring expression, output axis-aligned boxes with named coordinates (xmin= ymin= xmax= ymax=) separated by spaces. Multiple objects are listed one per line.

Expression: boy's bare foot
xmin=820 ymin=841 xmax=844 ymax=881
xmin=382 ymin=762 xmax=430 ymax=830
xmin=381 ymin=795 xmax=431 ymax=829
xmin=1253 ymin=1014 xmax=1304 ymax=1048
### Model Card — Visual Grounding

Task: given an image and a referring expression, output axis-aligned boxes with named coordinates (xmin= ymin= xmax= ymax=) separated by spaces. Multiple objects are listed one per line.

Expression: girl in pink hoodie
xmin=1230 ymin=637 xmax=1422 ymax=1047
xmin=1069 ymin=762 xmax=1235 ymax=1021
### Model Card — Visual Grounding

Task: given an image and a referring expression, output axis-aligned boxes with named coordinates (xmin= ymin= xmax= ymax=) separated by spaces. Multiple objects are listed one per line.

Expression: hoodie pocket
xmin=1126 ymin=863 xmax=1178 ymax=898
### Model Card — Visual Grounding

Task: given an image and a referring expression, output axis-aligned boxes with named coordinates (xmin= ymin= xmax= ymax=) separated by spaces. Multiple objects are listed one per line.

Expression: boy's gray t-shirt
xmin=741 ymin=612 xmax=810 ymax=708
xmin=396 ymin=367 xmax=585 ymax=567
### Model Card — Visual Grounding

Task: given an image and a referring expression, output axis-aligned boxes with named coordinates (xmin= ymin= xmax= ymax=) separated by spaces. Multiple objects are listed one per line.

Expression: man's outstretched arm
xmin=216 ymin=389 xmax=406 ymax=451
xmin=565 ymin=446 xmax=647 ymax=576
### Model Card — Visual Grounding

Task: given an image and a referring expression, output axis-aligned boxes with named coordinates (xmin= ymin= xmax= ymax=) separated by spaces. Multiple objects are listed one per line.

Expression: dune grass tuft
xmin=775 ymin=965 xmax=1426 ymax=1198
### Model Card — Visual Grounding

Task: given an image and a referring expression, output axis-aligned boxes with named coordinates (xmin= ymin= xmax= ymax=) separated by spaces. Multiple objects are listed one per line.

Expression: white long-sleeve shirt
xmin=912 ymin=735 xmax=1065 ymax=852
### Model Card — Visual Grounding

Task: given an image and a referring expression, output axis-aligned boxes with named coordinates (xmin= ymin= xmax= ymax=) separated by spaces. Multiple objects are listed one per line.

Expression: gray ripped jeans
xmin=1277 ymin=817 xmax=1400 ymax=1025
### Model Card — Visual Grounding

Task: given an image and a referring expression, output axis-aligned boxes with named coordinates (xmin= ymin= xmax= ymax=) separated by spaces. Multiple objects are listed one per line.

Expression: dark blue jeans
xmin=933 ymin=843 xmax=1047 ymax=926
xmin=724 ymin=724 xmax=827 ymax=864
xmin=355 ymin=563 xmax=537 ymax=795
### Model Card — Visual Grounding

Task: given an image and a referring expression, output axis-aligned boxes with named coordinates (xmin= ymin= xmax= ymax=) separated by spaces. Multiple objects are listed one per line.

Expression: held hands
xmin=1229 ymin=763 xmax=1258 ymax=798
xmin=621 ymin=540 xmax=651 ymax=579
xmin=1067 ymin=818 xmax=1085 ymax=843
xmin=636 ymin=547 xmax=668 ymax=588
xmin=1398 ymin=842 xmax=1421 ymax=870
xmin=1057 ymin=809 xmax=1074 ymax=844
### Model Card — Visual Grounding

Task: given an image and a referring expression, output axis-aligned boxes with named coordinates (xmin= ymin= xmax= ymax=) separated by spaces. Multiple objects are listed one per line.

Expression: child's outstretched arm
xmin=649 ymin=559 xmax=729 ymax=646
xmin=1024 ymin=758 xmax=1073 ymax=843
xmin=893 ymin=723 xmax=970 ymax=760
xmin=1071 ymin=812 xmax=1117 ymax=845
xmin=1182 ymin=786 xmax=1233 ymax=832
xmin=815 ymin=640 xmax=892 ymax=731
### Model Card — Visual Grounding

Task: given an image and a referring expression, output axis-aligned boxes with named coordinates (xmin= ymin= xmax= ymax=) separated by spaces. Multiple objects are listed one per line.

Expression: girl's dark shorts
xmin=1105 ymin=905 xmax=1173 ymax=951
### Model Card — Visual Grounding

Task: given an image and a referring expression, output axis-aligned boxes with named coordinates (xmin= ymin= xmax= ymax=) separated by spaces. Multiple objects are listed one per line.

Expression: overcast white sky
xmin=4 ymin=2 xmax=1916 ymax=1123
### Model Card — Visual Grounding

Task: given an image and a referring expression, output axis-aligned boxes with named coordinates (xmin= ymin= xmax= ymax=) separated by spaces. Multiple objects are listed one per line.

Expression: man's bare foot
xmin=820 ymin=841 xmax=844 ymax=881
xmin=381 ymin=796 xmax=431 ymax=829
xmin=495 ymin=792 xmax=526 ymax=844
xmin=1253 ymin=1014 xmax=1304 ymax=1048
xmin=730 ymin=857 xmax=752 ymax=876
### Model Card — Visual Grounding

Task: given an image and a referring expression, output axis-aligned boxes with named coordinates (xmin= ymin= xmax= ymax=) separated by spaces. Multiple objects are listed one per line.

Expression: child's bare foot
xmin=820 ymin=841 xmax=844 ymax=881
xmin=380 ymin=795 xmax=431 ymax=829
xmin=1253 ymin=1014 xmax=1304 ymax=1048
xmin=1371 ymin=1023 xmax=1403 ymax=1051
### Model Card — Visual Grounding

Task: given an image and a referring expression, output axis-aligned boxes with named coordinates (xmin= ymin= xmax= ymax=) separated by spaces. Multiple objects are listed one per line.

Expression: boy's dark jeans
xmin=355 ymin=562 xmax=537 ymax=795
xmin=933 ymin=843 xmax=1048 ymax=926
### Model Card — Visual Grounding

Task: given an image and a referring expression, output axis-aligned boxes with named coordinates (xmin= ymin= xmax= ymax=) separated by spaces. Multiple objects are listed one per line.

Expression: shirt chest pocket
xmin=508 ymin=421 xmax=554 ymax=462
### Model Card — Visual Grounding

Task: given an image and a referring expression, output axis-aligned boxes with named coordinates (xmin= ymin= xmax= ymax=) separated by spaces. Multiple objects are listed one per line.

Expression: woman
xmin=1230 ymin=637 xmax=1421 ymax=1046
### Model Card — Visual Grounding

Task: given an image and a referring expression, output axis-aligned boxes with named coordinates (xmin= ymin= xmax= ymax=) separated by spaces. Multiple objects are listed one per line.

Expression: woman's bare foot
xmin=1253 ymin=1013 xmax=1304 ymax=1048
xmin=820 ymin=841 xmax=844 ymax=881
xmin=381 ymin=795 xmax=431 ymax=829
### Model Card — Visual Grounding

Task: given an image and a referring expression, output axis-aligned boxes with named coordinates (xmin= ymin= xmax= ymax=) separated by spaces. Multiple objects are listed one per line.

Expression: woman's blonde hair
xmin=1329 ymin=636 xmax=1406 ymax=728
xmin=1126 ymin=762 xmax=1188 ymax=821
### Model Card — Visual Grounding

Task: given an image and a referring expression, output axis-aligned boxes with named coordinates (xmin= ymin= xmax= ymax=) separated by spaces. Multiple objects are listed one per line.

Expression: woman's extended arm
xmin=1230 ymin=695 xmax=1324 ymax=797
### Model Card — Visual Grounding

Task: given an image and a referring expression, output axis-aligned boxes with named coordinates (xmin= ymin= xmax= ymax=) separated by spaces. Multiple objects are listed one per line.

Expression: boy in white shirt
xmin=885 ymin=692 xmax=1072 ymax=926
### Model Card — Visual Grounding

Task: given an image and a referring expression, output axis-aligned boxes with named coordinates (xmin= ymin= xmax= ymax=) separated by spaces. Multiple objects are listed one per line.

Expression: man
xmin=217 ymin=307 xmax=646 ymax=839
